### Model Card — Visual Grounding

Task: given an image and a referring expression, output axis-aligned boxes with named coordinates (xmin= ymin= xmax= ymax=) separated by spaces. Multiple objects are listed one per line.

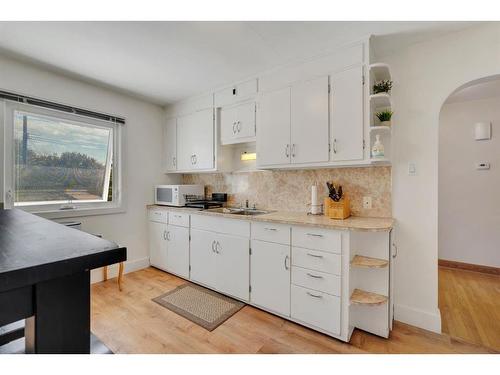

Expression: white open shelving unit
xmin=368 ymin=63 xmax=393 ymax=165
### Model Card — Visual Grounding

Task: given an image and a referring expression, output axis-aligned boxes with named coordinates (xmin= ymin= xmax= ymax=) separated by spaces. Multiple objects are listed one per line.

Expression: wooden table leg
xmin=118 ymin=262 xmax=124 ymax=291
xmin=25 ymin=271 xmax=90 ymax=354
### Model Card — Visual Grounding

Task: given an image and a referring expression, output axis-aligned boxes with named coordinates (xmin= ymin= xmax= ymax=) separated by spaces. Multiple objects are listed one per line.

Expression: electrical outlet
xmin=363 ymin=196 xmax=372 ymax=209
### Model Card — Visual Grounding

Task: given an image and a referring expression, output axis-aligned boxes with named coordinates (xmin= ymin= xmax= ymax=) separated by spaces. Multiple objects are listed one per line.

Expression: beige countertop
xmin=147 ymin=205 xmax=393 ymax=232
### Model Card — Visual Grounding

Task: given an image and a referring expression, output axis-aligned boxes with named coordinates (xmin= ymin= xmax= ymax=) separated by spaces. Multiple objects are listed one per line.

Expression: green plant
xmin=375 ymin=110 xmax=393 ymax=122
xmin=373 ymin=80 xmax=393 ymax=94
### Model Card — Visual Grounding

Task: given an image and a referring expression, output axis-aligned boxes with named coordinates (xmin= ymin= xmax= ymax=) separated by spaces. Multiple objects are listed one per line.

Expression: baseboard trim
xmin=90 ymin=257 xmax=150 ymax=284
xmin=394 ymin=303 xmax=442 ymax=334
xmin=439 ymin=259 xmax=500 ymax=275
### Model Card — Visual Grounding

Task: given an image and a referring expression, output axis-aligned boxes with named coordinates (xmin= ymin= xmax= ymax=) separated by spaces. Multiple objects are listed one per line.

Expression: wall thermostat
xmin=474 ymin=122 xmax=491 ymax=140
xmin=476 ymin=162 xmax=490 ymax=170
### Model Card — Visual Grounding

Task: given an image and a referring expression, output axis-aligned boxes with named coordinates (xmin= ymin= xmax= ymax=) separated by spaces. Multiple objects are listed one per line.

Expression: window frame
xmin=3 ymin=101 xmax=125 ymax=218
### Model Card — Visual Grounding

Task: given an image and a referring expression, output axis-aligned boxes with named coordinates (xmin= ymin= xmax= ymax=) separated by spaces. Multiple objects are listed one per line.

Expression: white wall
xmin=382 ymin=23 xmax=500 ymax=332
xmin=0 ymin=54 xmax=179 ymax=282
xmin=439 ymin=96 xmax=500 ymax=268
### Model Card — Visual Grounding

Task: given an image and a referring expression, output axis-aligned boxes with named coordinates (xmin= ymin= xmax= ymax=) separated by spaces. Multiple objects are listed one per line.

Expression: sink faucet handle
xmin=252 ymin=203 xmax=256 ymax=209
xmin=245 ymin=199 xmax=249 ymax=208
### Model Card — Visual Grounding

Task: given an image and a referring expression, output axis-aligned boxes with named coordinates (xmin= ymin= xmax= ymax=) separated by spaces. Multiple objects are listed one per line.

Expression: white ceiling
xmin=445 ymin=77 xmax=500 ymax=104
xmin=0 ymin=21 xmax=479 ymax=105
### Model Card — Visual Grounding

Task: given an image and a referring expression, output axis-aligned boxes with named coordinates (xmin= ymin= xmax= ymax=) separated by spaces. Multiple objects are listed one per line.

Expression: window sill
xmin=19 ymin=205 xmax=126 ymax=220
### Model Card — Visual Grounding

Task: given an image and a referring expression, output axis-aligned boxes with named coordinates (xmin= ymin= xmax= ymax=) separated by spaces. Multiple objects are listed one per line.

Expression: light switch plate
xmin=363 ymin=196 xmax=372 ymax=209
xmin=408 ymin=162 xmax=417 ymax=176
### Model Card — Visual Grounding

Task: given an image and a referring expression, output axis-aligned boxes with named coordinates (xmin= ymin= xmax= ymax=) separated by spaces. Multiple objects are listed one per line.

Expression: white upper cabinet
xmin=163 ymin=118 xmax=177 ymax=172
xmin=257 ymin=76 xmax=330 ymax=168
xmin=220 ymin=101 xmax=256 ymax=145
xmin=290 ymin=75 xmax=330 ymax=164
xmin=176 ymin=108 xmax=214 ymax=171
xmin=257 ymin=86 xmax=292 ymax=167
xmin=214 ymin=79 xmax=258 ymax=107
xmin=330 ymin=65 xmax=364 ymax=162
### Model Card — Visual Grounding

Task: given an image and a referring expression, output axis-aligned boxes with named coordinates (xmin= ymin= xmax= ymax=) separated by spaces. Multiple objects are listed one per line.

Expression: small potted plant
xmin=375 ymin=110 xmax=393 ymax=126
xmin=373 ymin=80 xmax=393 ymax=94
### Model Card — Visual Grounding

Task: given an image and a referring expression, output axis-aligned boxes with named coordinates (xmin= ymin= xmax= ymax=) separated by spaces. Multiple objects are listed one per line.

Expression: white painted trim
xmin=394 ymin=303 xmax=442 ymax=333
xmin=90 ymin=256 xmax=150 ymax=284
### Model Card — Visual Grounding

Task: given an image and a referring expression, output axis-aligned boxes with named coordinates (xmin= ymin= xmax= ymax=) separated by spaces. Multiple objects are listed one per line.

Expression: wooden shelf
xmin=370 ymin=93 xmax=392 ymax=109
xmin=350 ymin=289 xmax=388 ymax=306
xmin=351 ymin=255 xmax=388 ymax=269
xmin=369 ymin=63 xmax=391 ymax=82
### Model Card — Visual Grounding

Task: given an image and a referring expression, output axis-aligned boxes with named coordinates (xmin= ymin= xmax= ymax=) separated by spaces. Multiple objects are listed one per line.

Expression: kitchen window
xmin=2 ymin=100 xmax=124 ymax=217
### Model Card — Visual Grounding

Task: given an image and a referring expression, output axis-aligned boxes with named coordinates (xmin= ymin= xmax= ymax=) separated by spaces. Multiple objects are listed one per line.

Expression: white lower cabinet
xmin=291 ymin=285 xmax=341 ymax=335
xmin=250 ymin=240 xmax=291 ymax=316
xmin=190 ymin=228 xmax=217 ymax=288
xmin=190 ymin=227 xmax=250 ymax=301
xmin=165 ymin=225 xmax=190 ymax=279
xmin=149 ymin=220 xmax=168 ymax=270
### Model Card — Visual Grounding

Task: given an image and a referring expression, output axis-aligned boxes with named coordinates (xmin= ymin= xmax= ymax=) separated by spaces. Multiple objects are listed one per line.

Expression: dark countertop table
xmin=0 ymin=209 xmax=126 ymax=353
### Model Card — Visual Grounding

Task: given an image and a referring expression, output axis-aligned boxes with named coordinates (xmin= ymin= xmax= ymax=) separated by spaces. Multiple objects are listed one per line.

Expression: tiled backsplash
xmin=183 ymin=166 xmax=392 ymax=218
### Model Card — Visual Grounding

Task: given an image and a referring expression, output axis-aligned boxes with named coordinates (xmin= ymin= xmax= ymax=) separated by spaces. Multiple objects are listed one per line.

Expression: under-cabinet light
xmin=240 ymin=152 xmax=257 ymax=161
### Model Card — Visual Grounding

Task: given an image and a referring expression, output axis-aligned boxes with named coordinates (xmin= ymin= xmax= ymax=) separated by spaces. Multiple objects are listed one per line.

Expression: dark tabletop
xmin=0 ymin=209 xmax=126 ymax=292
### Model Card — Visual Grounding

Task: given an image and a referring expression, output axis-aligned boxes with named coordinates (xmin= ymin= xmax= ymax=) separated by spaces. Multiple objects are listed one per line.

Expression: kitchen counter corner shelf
xmin=350 ymin=255 xmax=388 ymax=269
xmin=350 ymin=288 xmax=388 ymax=306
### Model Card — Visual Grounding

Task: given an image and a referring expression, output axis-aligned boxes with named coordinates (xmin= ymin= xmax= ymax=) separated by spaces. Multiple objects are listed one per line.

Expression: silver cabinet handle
xmin=232 ymin=122 xmax=237 ymax=134
xmin=306 ymin=233 xmax=324 ymax=238
xmin=333 ymin=139 xmax=337 ymax=154
xmin=172 ymin=156 xmax=176 ymax=167
xmin=211 ymin=240 xmax=216 ymax=252
xmin=215 ymin=241 xmax=221 ymax=254
xmin=166 ymin=231 xmax=171 ymax=241
xmin=237 ymin=121 xmax=241 ymax=133
xmin=307 ymin=253 xmax=324 ymax=258
xmin=193 ymin=154 xmax=197 ymax=164
xmin=163 ymin=230 xmax=168 ymax=240
xmin=291 ymin=144 xmax=296 ymax=157
xmin=191 ymin=155 xmax=194 ymax=164
xmin=306 ymin=291 xmax=323 ymax=298
xmin=392 ymin=242 xmax=398 ymax=258
xmin=264 ymin=227 xmax=277 ymax=231
xmin=285 ymin=144 xmax=290 ymax=158
xmin=284 ymin=255 xmax=290 ymax=270
xmin=306 ymin=272 xmax=323 ymax=279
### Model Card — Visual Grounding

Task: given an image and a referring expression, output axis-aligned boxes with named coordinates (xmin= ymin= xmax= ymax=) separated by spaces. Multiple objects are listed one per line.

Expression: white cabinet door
xmin=163 ymin=118 xmax=177 ymax=172
xmin=221 ymin=102 xmax=256 ymax=145
xmin=177 ymin=109 xmax=214 ymax=171
xmin=331 ymin=65 xmax=364 ymax=162
xmin=235 ymin=101 xmax=256 ymax=139
xmin=257 ymin=87 xmax=291 ymax=167
xmin=176 ymin=112 xmax=196 ymax=171
xmin=149 ymin=220 xmax=168 ymax=270
xmin=215 ymin=233 xmax=250 ymax=301
xmin=166 ymin=224 xmax=190 ymax=279
xmin=220 ymin=106 xmax=237 ymax=144
xmin=190 ymin=229 xmax=217 ymax=289
xmin=250 ymin=240 xmax=291 ymax=316
xmin=291 ymin=76 xmax=330 ymax=164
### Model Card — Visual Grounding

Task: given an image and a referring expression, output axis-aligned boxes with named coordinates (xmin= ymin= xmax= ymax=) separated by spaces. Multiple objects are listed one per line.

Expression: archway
xmin=438 ymin=75 xmax=500 ymax=351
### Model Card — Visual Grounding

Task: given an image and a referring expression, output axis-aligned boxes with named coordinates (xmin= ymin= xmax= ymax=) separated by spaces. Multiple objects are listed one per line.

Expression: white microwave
xmin=154 ymin=185 xmax=204 ymax=207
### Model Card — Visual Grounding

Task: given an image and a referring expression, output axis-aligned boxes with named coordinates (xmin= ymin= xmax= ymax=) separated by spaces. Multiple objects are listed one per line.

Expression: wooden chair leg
xmin=118 ymin=262 xmax=124 ymax=291
xmin=103 ymin=266 xmax=108 ymax=281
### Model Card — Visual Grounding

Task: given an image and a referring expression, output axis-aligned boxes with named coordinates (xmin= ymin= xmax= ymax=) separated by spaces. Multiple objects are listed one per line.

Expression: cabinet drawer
xmin=168 ymin=212 xmax=190 ymax=227
xmin=292 ymin=226 xmax=342 ymax=253
xmin=291 ymin=285 xmax=340 ymax=335
xmin=292 ymin=247 xmax=341 ymax=275
xmin=252 ymin=222 xmax=290 ymax=244
xmin=191 ymin=214 xmax=250 ymax=237
xmin=148 ymin=209 xmax=168 ymax=224
xmin=291 ymin=266 xmax=340 ymax=296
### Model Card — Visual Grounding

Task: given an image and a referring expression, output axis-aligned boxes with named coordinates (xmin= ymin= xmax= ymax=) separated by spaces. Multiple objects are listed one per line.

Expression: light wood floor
xmin=91 ymin=267 xmax=497 ymax=354
xmin=439 ymin=266 xmax=500 ymax=351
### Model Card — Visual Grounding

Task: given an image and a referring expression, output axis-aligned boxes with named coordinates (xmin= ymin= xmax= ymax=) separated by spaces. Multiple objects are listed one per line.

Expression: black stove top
xmin=184 ymin=200 xmax=224 ymax=210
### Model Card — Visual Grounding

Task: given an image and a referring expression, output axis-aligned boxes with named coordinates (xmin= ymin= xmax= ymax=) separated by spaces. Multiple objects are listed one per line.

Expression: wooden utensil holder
xmin=324 ymin=196 xmax=351 ymax=220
